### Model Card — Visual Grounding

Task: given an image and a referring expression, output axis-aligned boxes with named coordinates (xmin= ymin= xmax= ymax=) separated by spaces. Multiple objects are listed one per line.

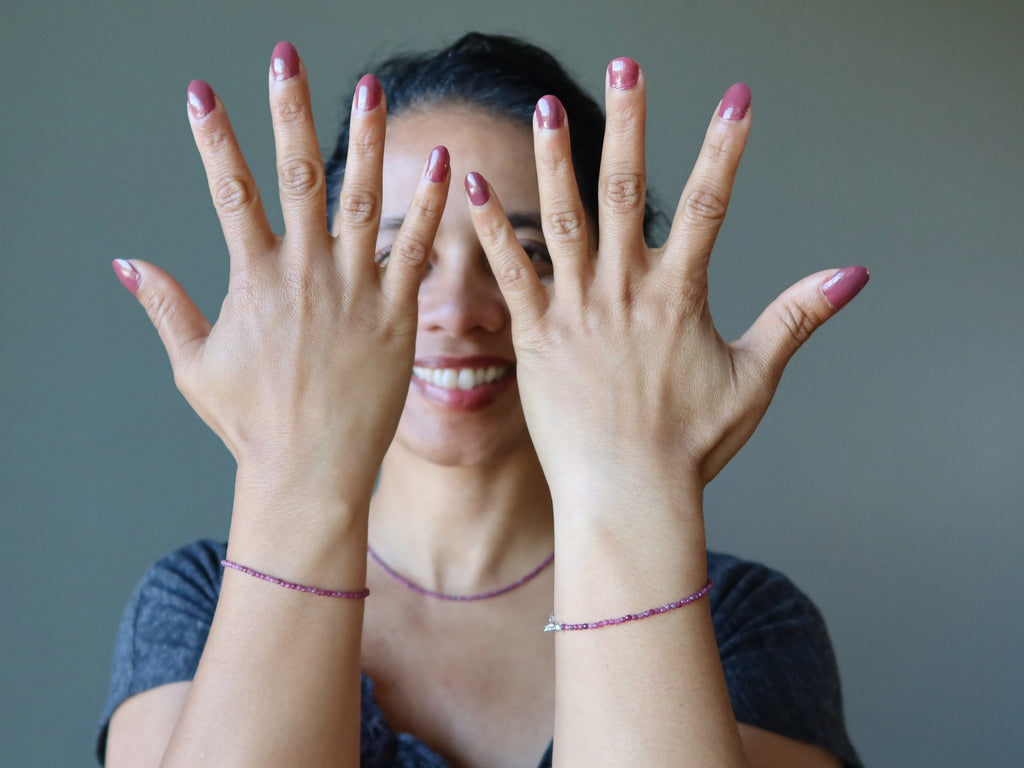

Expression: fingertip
xmin=354 ymin=74 xmax=382 ymax=112
xmin=425 ymin=145 xmax=450 ymax=184
xmin=112 ymin=258 xmax=141 ymax=296
xmin=535 ymin=95 xmax=566 ymax=130
xmin=718 ymin=83 xmax=751 ymax=121
xmin=608 ymin=57 xmax=641 ymax=90
xmin=271 ymin=41 xmax=300 ymax=82
xmin=187 ymin=79 xmax=216 ymax=120
xmin=464 ymin=171 xmax=491 ymax=207
xmin=821 ymin=266 xmax=870 ymax=311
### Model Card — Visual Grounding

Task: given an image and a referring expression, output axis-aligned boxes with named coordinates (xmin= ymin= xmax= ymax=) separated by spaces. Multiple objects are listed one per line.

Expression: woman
xmin=102 ymin=33 xmax=866 ymax=768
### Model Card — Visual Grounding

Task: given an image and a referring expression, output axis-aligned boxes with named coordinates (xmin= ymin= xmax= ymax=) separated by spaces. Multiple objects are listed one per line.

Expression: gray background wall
xmin=2 ymin=0 xmax=1021 ymax=766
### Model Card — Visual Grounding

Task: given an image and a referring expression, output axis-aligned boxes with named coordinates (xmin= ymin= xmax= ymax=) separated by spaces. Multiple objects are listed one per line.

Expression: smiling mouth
xmin=412 ymin=365 xmax=515 ymax=390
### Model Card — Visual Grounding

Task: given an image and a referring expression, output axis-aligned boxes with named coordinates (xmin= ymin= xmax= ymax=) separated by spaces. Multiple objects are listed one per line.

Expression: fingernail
xmin=464 ymin=172 xmax=490 ymax=206
xmin=426 ymin=145 xmax=450 ymax=184
xmin=355 ymin=74 xmax=382 ymax=112
xmin=535 ymin=95 xmax=565 ymax=130
xmin=608 ymin=57 xmax=640 ymax=90
xmin=821 ymin=266 xmax=870 ymax=310
xmin=113 ymin=259 xmax=141 ymax=295
xmin=718 ymin=82 xmax=751 ymax=121
xmin=187 ymin=79 xmax=216 ymax=119
xmin=271 ymin=41 xmax=299 ymax=82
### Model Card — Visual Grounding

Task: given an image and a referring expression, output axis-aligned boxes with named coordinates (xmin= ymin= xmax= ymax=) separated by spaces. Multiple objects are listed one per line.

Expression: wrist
xmin=227 ymin=461 xmax=372 ymax=582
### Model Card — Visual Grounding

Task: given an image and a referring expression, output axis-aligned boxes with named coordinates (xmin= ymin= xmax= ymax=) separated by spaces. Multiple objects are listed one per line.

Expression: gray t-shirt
xmin=97 ymin=540 xmax=862 ymax=767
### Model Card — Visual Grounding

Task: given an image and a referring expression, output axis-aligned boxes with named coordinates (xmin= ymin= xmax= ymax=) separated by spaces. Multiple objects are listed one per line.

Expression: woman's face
xmin=372 ymin=107 xmax=552 ymax=467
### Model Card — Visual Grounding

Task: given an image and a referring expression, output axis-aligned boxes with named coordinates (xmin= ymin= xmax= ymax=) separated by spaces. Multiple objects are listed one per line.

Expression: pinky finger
xmin=734 ymin=266 xmax=870 ymax=383
xmin=112 ymin=258 xmax=211 ymax=376
xmin=464 ymin=172 xmax=547 ymax=329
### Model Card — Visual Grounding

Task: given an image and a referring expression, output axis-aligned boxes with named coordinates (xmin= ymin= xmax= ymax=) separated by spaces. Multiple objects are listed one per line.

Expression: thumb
xmin=112 ymin=258 xmax=211 ymax=372
xmin=735 ymin=265 xmax=870 ymax=381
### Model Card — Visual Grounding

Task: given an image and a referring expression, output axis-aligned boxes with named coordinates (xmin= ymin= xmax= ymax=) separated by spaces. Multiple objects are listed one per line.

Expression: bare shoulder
xmin=105 ymin=681 xmax=191 ymax=768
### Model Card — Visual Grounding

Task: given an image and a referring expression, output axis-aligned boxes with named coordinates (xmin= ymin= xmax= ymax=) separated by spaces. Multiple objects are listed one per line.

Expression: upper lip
xmin=413 ymin=355 xmax=515 ymax=369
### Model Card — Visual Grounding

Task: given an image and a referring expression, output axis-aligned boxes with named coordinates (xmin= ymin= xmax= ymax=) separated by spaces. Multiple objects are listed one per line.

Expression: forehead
xmin=381 ymin=107 xmax=539 ymax=218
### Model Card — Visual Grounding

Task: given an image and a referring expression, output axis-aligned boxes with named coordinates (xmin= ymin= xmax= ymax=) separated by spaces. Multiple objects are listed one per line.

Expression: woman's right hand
xmin=113 ymin=42 xmax=449 ymax=512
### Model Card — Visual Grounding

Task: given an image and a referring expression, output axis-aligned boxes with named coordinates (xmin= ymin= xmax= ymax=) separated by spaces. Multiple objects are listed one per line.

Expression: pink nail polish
xmin=608 ymin=58 xmax=640 ymax=90
xmin=535 ymin=95 xmax=565 ymax=130
xmin=718 ymin=82 xmax=751 ymax=121
xmin=355 ymin=74 xmax=382 ymax=112
xmin=113 ymin=259 xmax=141 ymax=295
xmin=271 ymin=41 xmax=299 ymax=81
xmin=426 ymin=146 xmax=450 ymax=183
xmin=187 ymin=79 xmax=215 ymax=119
xmin=464 ymin=172 xmax=490 ymax=206
xmin=821 ymin=266 xmax=870 ymax=310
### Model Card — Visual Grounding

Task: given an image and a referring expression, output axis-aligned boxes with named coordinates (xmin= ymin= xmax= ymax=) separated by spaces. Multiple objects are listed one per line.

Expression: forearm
xmin=550 ymin=481 xmax=748 ymax=768
xmin=160 ymin=468 xmax=370 ymax=768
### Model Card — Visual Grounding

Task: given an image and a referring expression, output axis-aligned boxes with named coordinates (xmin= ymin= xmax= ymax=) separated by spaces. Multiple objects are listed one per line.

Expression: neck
xmin=368 ymin=443 xmax=554 ymax=597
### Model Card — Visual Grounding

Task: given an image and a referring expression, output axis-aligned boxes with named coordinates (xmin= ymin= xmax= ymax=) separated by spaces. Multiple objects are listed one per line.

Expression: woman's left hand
xmin=465 ymin=60 xmax=868 ymax=511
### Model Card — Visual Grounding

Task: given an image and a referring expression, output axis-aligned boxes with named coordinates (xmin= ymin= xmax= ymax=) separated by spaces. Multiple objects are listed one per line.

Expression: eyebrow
xmin=378 ymin=212 xmax=544 ymax=232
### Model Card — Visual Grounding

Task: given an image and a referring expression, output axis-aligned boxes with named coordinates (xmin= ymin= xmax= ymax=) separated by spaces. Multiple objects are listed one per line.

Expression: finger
xmin=267 ymin=41 xmax=328 ymax=251
xmin=464 ymin=172 xmax=546 ymax=328
xmin=381 ymin=146 xmax=450 ymax=309
xmin=112 ymin=258 xmax=211 ymax=375
xmin=598 ymin=58 xmax=648 ymax=261
xmin=335 ymin=74 xmax=386 ymax=265
xmin=734 ymin=266 xmax=871 ymax=383
xmin=187 ymin=80 xmax=275 ymax=264
xmin=663 ymin=83 xmax=752 ymax=284
xmin=534 ymin=95 xmax=591 ymax=295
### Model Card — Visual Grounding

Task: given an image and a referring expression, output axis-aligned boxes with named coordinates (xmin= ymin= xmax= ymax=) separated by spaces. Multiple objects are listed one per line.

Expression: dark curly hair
xmin=323 ymin=32 xmax=659 ymax=243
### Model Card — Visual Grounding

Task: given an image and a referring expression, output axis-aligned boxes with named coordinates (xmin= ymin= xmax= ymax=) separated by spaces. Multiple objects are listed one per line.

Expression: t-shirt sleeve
xmin=707 ymin=552 xmax=862 ymax=768
xmin=96 ymin=540 xmax=226 ymax=765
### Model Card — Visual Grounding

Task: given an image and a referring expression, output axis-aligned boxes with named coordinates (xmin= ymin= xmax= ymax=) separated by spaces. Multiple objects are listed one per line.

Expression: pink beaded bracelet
xmin=221 ymin=559 xmax=370 ymax=599
xmin=543 ymin=579 xmax=712 ymax=632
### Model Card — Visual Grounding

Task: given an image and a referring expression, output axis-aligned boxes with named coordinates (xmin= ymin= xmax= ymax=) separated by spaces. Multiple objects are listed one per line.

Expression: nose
xmin=417 ymin=238 xmax=509 ymax=337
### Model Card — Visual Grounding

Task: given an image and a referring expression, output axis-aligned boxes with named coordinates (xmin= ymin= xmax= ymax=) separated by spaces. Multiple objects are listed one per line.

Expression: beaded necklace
xmin=367 ymin=546 xmax=554 ymax=602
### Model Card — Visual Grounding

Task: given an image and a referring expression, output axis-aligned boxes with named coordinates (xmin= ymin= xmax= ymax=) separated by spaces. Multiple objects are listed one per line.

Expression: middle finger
xmin=268 ymin=41 xmax=328 ymax=253
xmin=597 ymin=57 xmax=649 ymax=265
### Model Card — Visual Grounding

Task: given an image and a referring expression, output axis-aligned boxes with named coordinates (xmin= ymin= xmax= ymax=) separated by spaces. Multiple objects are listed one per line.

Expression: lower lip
xmin=410 ymin=373 xmax=517 ymax=412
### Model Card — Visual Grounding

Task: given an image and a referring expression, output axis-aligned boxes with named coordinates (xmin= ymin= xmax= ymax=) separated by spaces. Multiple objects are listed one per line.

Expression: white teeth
xmin=413 ymin=365 xmax=512 ymax=390
xmin=457 ymin=369 xmax=475 ymax=390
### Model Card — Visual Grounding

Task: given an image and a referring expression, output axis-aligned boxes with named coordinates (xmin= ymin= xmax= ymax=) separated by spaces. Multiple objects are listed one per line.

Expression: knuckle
xmin=202 ymin=122 xmax=233 ymax=153
xmin=213 ymin=174 xmax=258 ymax=217
xmin=546 ymin=204 xmax=586 ymax=242
xmin=608 ymin=102 xmax=643 ymax=133
xmin=701 ymin=132 xmax=733 ymax=165
xmin=339 ymin=188 xmax=379 ymax=225
xmin=271 ymin=97 xmax=310 ymax=126
xmin=777 ymin=301 xmax=821 ymax=346
xmin=278 ymin=155 xmax=324 ymax=201
xmin=603 ymin=172 xmax=646 ymax=213
xmin=681 ymin=186 xmax=729 ymax=227
xmin=479 ymin=217 xmax=513 ymax=248
xmin=408 ymin=193 xmax=445 ymax=223
xmin=538 ymin=151 xmax=573 ymax=177
xmin=390 ymin=235 xmax=430 ymax=268
xmin=347 ymin=123 xmax=385 ymax=161
xmin=142 ymin=289 xmax=175 ymax=334
xmin=498 ymin=258 xmax=531 ymax=288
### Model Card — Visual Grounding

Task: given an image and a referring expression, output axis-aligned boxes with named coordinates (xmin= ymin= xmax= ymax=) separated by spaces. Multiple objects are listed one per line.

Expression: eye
xmin=520 ymin=239 xmax=553 ymax=279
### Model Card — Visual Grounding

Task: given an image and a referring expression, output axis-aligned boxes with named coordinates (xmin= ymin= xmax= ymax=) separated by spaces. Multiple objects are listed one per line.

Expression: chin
xmin=390 ymin=408 xmax=534 ymax=469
